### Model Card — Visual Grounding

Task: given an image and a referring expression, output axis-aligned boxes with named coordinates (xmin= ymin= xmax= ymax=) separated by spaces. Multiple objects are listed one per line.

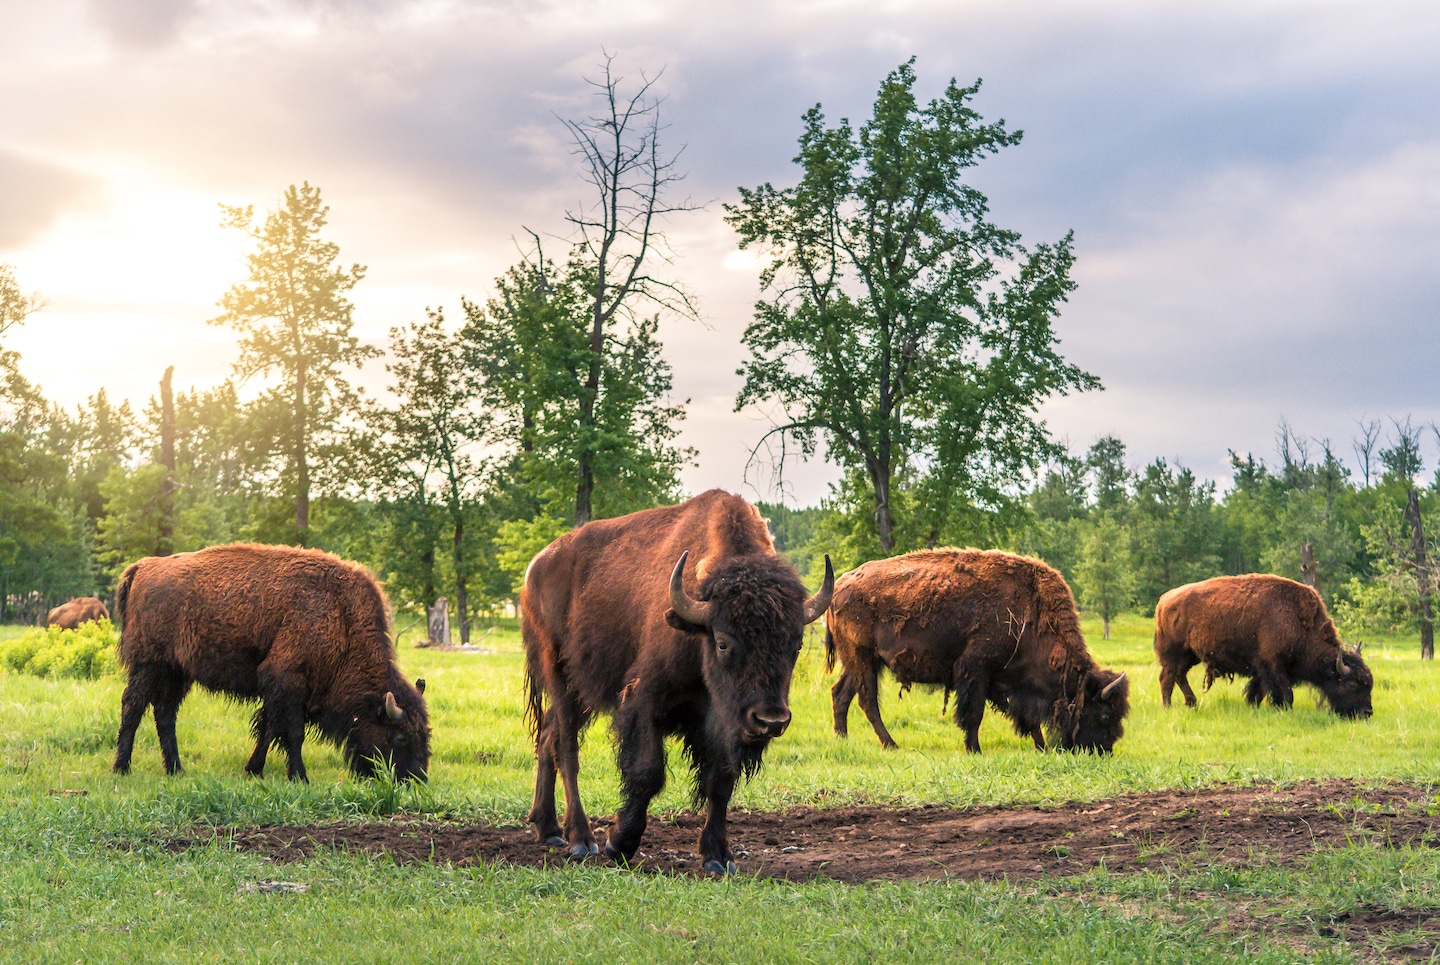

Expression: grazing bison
xmin=112 ymin=543 xmax=430 ymax=782
xmin=825 ymin=549 xmax=1130 ymax=754
xmin=1154 ymin=574 xmax=1373 ymax=717
xmin=47 ymin=597 xmax=110 ymax=629
xmin=522 ymin=490 xmax=833 ymax=874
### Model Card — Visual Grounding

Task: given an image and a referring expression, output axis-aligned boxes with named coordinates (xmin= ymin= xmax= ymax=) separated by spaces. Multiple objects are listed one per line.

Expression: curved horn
xmin=384 ymin=691 xmax=404 ymax=721
xmin=802 ymin=555 xmax=836 ymax=625
xmin=1335 ymin=652 xmax=1350 ymax=676
xmin=1100 ymin=672 xmax=1127 ymax=700
xmin=1355 ymin=641 xmax=1364 ymax=656
xmin=668 ymin=551 xmax=712 ymax=627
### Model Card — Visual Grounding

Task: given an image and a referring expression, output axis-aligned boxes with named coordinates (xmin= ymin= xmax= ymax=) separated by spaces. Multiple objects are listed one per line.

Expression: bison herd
xmin=45 ymin=489 xmax=1373 ymax=873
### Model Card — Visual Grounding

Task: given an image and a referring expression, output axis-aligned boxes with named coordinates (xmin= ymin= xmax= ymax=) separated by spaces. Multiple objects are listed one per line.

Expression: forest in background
xmin=0 ymin=58 xmax=1434 ymax=653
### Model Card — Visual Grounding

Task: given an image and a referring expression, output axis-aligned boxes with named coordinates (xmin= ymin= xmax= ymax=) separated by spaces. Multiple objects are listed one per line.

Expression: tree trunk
xmin=1102 ymin=609 xmax=1111 ymax=640
xmin=426 ymin=597 xmax=450 ymax=647
xmin=869 ymin=458 xmax=896 ymax=556
xmin=157 ymin=365 xmax=176 ymax=557
xmin=1406 ymin=488 xmax=1433 ymax=660
xmin=1299 ymin=541 xmax=1317 ymax=594
xmin=452 ymin=509 xmax=469 ymax=645
xmin=294 ymin=359 xmax=309 ymax=541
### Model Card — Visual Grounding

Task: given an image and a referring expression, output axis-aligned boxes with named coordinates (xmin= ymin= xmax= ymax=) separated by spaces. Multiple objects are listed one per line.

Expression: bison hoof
xmin=567 ymin=842 xmax=599 ymax=860
xmin=703 ymin=859 xmax=738 ymax=875
xmin=544 ymin=835 xmax=567 ymax=848
xmin=112 ymin=764 xmax=130 ymax=776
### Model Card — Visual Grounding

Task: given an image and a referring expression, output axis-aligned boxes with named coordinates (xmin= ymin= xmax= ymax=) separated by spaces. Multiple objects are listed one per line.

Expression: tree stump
xmin=426 ymin=597 xmax=451 ymax=647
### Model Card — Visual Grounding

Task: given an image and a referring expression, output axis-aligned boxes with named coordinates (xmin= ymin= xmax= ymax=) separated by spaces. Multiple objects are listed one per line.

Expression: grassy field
xmin=2 ymin=613 xmax=1438 ymax=962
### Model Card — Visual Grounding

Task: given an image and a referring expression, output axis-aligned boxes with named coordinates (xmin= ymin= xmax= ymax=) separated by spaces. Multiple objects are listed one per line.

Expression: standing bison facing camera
xmin=112 ymin=544 xmax=430 ymax=782
xmin=826 ymin=549 xmax=1130 ymax=754
xmin=1155 ymin=574 xmax=1373 ymax=718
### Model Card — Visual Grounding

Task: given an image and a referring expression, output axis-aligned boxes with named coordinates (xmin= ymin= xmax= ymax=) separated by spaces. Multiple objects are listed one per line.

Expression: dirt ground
xmin=182 ymin=780 xmax=1440 ymax=884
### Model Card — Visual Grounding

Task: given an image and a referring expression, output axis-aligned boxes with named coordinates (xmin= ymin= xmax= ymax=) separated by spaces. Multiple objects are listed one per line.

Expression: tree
xmin=1075 ymin=514 xmax=1135 ymax=640
xmin=373 ymin=309 xmax=491 ymax=642
xmin=0 ymin=263 xmax=41 ymax=339
xmin=727 ymin=60 xmax=1098 ymax=555
xmin=1087 ymin=437 xmax=1131 ymax=513
xmin=1376 ymin=418 xmax=1432 ymax=658
xmin=1129 ymin=458 xmax=1222 ymax=605
xmin=210 ymin=183 xmax=375 ymax=543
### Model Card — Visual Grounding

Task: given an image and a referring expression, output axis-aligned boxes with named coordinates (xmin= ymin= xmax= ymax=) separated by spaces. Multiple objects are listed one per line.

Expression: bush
xmin=0 ymin=619 xmax=120 ymax=680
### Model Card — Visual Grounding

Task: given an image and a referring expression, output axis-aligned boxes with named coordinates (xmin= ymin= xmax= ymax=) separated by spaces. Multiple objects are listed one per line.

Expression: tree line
xmin=0 ymin=58 xmax=1430 ymax=655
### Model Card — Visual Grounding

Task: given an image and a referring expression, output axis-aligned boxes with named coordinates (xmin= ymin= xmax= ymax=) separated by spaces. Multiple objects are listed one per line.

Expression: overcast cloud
xmin=2 ymin=0 xmax=1438 ymax=503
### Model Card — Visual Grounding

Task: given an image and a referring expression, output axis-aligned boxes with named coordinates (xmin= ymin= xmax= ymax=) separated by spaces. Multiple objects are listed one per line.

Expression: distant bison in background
xmin=1154 ymin=574 xmax=1373 ymax=718
xmin=825 ymin=549 xmax=1130 ymax=754
xmin=46 ymin=597 xmax=109 ymax=629
xmin=112 ymin=543 xmax=430 ymax=781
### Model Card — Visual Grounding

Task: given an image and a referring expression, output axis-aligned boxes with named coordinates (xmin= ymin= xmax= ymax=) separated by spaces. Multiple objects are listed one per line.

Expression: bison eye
xmin=715 ymin=633 xmax=735 ymax=653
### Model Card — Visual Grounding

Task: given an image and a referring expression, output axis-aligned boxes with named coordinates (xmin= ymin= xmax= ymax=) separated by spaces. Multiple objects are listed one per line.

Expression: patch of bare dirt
xmin=173 ymin=781 xmax=1440 ymax=886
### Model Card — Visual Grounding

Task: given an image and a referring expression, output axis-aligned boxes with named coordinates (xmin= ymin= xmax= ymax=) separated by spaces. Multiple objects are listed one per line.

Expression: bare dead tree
xmin=1353 ymin=418 xmax=1381 ymax=488
xmin=559 ymin=53 xmax=704 ymax=525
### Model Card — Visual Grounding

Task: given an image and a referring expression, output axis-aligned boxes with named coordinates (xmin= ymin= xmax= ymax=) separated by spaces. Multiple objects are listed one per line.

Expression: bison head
xmin=347 ymin=676 xmax=432 ymax=781
xmin=1056 ymin=669 xmax=1130 ymax=753
xmin=1319 ymin=646 xmax=1374 ymax=719
xmin=666 ymin=551 xmax=833 ymax=749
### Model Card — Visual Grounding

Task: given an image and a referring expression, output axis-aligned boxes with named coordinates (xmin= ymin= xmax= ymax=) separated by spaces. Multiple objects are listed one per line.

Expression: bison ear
xmin=415 ymin=678 xmax=426 ymax=695
xmin=665 ymin=608 xmax=706 ymax=635
xmin=1355 ymin=641 xmax=1364 ymax=656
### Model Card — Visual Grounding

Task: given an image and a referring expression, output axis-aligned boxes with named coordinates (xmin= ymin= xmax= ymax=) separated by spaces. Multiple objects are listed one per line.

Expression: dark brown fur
xmin=825 ymin=549 xmax=1130 ymax=753
xmin=522 ymin=490 xmax=829 ymax=874
xmin=112 ymin=543 xmax=430 ymax=781
xmin=46 ymin=597 xmax=109 ymax=629
xmin=1154 ymin=574 xmax=1373 ymax=717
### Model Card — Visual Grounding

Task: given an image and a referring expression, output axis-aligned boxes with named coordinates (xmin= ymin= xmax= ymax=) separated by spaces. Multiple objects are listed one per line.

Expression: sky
xmin=2 ymin=0 xmax=1438 ymax=505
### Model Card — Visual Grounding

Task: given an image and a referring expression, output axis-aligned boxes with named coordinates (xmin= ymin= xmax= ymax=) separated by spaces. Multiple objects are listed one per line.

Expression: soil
xmin=179 ymin=780 xmax=1440 ymax=885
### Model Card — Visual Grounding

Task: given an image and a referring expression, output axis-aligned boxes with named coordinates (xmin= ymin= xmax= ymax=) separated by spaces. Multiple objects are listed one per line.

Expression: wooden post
xmin=426 ymin=597 xmax=451 ymax=647
xmin=1406 ymin=489 xmax=1433 ymax=660
xmin=157 ymin=366 xmax=176 ymax=557
xmin=1299 ymin=541 xmax=1318 ymax=594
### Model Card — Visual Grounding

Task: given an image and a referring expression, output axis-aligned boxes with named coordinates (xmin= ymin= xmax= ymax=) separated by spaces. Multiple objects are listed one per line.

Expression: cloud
xmin=0 ymin=151 xmax=97 ymax=250
xmin=86 ymin=0 xmax=198 ymax=47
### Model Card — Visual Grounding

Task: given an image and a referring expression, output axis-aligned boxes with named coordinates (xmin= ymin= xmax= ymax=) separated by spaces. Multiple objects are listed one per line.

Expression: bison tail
xmin=823 ymin=621 xmax=837 ymax=674
xmin=523 ymin=667 xmax=545 ymax=739
xmin=114 ymin=562 xmax=140 ymax=628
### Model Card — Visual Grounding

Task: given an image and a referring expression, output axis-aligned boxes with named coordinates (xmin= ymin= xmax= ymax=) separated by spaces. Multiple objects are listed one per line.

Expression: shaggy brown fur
xmin=112 ymin=543 xmax=430 ymax=781
xmin=825 ymin=549 xmax=1129 ymax=753
xmin=46 ymin=597 xmax=109 ymax=629
xmin=1154 ymin=574 xmax=1373 ymax=717
xmin=522 ymin=489 xmax=832 ymax=874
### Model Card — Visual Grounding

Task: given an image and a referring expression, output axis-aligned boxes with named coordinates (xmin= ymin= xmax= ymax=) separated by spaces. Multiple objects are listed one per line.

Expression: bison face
xmin=1059 ymin=670 xmax=1130 ymax=754
xmin=347 ymin=677 xmax=432 ymax=782
xmin=666 ymin=552 xmax=833 ymax=748
xmin=1320 ymin=650 xmax=1374 ymax=719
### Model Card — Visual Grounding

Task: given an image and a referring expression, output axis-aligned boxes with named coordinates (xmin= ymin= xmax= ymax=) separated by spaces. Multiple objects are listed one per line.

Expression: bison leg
xmin=1261 ymin=666 xmax=1294 ymax=709
xmin=855 ymin=658 xmax=898 ymax=749
xmin=552 ymin=699 xmax=598 ymax=859
xmin=606 ymin=710 xmax=667 ymax=864
xmin=244 ymin=707 xmax=270 ymax=778
xmin=830 ymin=671 xmax=859 ymax=738
xmin=1028 ymin=724 xmax=1046 ymax=751
xmin=527 ymin=707 xmax=565 ymax=847
xmin=698 ymin=765 xmax=739 ymax=874
xmin=1244 ymin=674 xmax=1267 ymax=707
xmin=257 ymin=664 xmax=310 ymax=782
xmin=952 ymin=670 xmax=989 ymax=754
xmin=151 ymin=670 xmax=192 ymax=775
xmin=1175 ymin=666 xmax=1198 ymax=707
xmin=113 ymin=663 xmax=160 ymax=774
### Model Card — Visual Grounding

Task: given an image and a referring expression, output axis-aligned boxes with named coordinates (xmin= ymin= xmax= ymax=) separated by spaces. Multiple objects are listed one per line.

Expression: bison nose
xmin=747 ymin=707 xmax=792 ymax=738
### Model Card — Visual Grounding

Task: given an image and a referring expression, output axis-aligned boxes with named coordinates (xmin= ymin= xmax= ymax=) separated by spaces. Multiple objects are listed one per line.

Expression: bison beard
xmin=110 ymin=544 xmax=431 ymax=782
xmin=825 ymin=549 xmax=1130 ymax=754
xmin=521 ymin=491 xmax=832 ymax=874
xmin=1154 ymin=574 xmax=1374 ymax=718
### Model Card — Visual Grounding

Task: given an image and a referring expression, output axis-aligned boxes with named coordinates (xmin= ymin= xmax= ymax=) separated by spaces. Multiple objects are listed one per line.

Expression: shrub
xmin=0 ymin=619 xmax=120 ymax=680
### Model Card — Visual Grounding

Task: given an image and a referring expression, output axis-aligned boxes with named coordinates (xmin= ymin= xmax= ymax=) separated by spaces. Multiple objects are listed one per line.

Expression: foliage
xmin=1074 ymin=514 xmax=1135 ymax=639
xmin=210 ymin=182 xmax=376 ymax=540
xmin=728 ymin=60 xmax=1098 ymax=554
xmin=0 ymin=618 xmax=118 ymax=679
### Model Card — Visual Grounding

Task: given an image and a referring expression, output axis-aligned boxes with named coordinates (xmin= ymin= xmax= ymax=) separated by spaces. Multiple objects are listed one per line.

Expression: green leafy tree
xmin=210 ymin=183 xmax=376 ymax=543
xmin=1129 ymin=458 xmax=1222 ymax=607
xmin=1075 ymin=514 xmax=1135 ymax=640
xmin=372 ymin=309 xmax=491 ymax=641
xmin=726 ymin=60 xmax=1098 ymax=555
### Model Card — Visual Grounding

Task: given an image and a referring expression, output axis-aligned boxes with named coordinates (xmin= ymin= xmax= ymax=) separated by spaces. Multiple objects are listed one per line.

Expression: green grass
xmin=1 ymin=613 xmax=1438 ymax=962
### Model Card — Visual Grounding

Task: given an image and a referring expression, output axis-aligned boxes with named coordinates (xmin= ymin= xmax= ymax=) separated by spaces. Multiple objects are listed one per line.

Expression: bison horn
xmin=1355 ymin=641 xmax=1364 ymax=656
xmin=1100 ymin=672 xmax=1126 ymax=700
xmin=1335 ymin=652 xmax=1350 ymax=676
xmin=384 ymin=691 xmax=404 ymax=721
xmin=802 ymin=555 xmax=836 ymax=625
xmin=669 ymin=551 xmax=712 ymax=628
